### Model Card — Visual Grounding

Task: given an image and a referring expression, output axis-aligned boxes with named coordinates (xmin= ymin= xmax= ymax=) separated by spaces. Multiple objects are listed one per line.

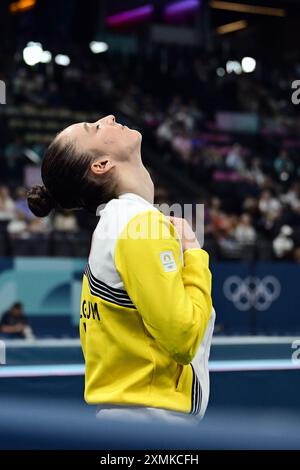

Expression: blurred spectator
xmin=226 ymin=144 xmax=245 ymax=173
xmin=273 ymin=225 xmax=294 ymax=259
xmin=242 ymin=196 xmax=259 ymax=218
xmin=0 ymin=302 xmax=34 ymax=339
xmin=174 ymin=105 xmax=195 ymax=132
xmin=172 ymin=127 xmax=192 ymax=163
xmin=259 ymin=190 xmax=281 ymax=216
xmin=0 ymin=186 xmax=15 ymax=223
xmin=217 ymin=214 xmax=241 ymax=258
xmin=28 ymin=217 xmax=50 ymax=234
xmin=53 ymin=210 xmax=79 ymax=232
xmin=247 ymin=158 xmax=266 ymax=187
xmin=274 ymin=149 xmax=294 ymax=183
xmin=209 ymin=198 xmax=236 ymax=240
xmin=235 ymin=214 xmax=257 ymax=245
xmin=156 ymin=117 xmax=174 ymax=146
xmin=281 ymin=182 xmax=300 ymax=209
xmin=7 ymin=212 xmax=28 ymax=236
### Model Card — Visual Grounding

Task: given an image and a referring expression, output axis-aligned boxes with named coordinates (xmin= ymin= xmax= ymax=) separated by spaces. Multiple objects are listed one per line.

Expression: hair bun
xmin=27 ymin=184 xmax=56 ymax=217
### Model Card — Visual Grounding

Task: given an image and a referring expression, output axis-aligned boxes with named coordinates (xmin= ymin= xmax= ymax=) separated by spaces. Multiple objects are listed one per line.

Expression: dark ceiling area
xmin=0 ymin=0 xmax=300 ymax=60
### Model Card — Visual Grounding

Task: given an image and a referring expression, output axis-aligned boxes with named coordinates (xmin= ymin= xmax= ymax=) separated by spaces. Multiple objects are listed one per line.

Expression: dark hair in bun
xmin=27 ymin=184 xmax=57 ymax=217
xmin=27 ymin=136 xmax=118 ymax=218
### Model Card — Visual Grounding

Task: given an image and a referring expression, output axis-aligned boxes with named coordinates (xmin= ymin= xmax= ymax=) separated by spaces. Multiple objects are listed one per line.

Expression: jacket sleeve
xmin=114 ymin=210 xmax=212 ymax=365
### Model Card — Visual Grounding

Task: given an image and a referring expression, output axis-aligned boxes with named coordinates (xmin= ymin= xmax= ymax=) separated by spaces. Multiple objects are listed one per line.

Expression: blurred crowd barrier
xmin=0 ymin=257 xmax=299 ymax=336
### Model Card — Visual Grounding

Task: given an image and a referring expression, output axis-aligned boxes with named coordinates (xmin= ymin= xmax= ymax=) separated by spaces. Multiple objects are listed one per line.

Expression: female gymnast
xmin=27 ymin=114 xmax=215 ymax=424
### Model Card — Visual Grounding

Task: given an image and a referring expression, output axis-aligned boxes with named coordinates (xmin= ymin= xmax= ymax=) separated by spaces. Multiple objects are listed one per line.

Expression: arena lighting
xmin=23 ymin=42 xmax=52 ymax=66
xmin=164 ymin=0 xmax=200 ymax=20
xmin=241 ymin=56 xmax=256 ymax=73
xmin=217 ymin=19 xmax=247 ymax=34
xmin=40 ymin=51 xmax=52 ymax=64
xmin=23 ymin=42 xmax=43 ymax=66
xmin=27 ymin=41 xmax=42 ymax=47
xmin=216 ymin=67 xmax=225 ymax=77
xmin=10 ymin=0 xmax=36 ymax=14
xmin=55 ymin=54 xmax=70 ymax=66
xmin=106 ymin=4 xmax=154 ymax=28
xmin=226 ymin=60 xmax=242 ymax=74
xmin=89 ymin=41 xmax=109 ymax=54
xmin=210 ymin=1 xmax=286 ymax=17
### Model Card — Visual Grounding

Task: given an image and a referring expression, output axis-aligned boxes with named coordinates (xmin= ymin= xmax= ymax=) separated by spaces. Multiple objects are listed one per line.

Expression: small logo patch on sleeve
xmin=160 ymin=250 xmax=177 ymax=272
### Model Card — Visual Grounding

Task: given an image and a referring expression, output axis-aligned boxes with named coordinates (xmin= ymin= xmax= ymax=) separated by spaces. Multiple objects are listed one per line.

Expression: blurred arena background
xmin=0 ymin=0 xmax=300 ymax=451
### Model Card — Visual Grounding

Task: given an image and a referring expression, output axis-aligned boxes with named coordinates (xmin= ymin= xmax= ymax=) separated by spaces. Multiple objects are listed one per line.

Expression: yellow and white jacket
xmin=80 ymin=192 xmax=215 ymax=418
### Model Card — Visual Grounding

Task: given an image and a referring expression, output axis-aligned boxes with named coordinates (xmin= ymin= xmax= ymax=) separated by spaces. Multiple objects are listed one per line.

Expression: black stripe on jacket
xmin=190 ymin=364 xmax=202 ymax=415
xmin=84 ymin=264 xmax=136 ymax=309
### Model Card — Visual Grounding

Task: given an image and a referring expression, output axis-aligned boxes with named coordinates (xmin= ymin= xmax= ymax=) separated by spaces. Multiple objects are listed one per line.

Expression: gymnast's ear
xmin=90 ymin=159 xmax=115 ymax=175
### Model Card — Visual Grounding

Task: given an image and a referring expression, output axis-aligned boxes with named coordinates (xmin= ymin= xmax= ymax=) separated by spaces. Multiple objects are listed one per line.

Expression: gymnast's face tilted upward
xmin=27 ymin=114 xmax=153 ymax=217
xmin=60 ymin=114 xmax=142 ymax=165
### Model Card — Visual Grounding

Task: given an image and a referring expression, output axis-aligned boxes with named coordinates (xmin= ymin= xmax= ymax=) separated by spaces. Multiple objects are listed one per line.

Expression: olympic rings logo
xmin=223 ymin=276 xmax=281 ymax=311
